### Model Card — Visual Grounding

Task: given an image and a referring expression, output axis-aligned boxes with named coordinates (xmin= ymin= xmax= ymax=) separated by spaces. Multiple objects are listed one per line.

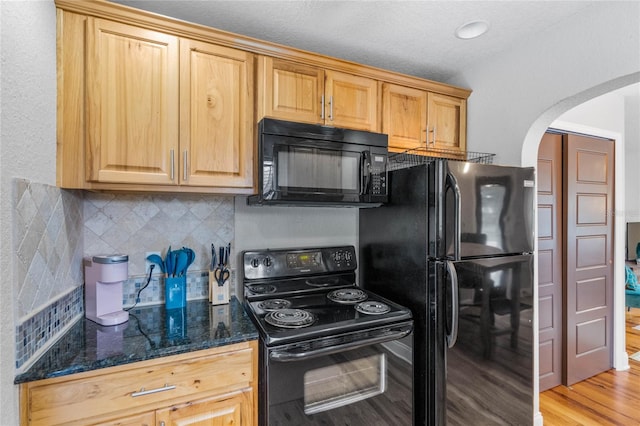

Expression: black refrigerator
xmin=359 ymin=159 xmax=535 ymax=425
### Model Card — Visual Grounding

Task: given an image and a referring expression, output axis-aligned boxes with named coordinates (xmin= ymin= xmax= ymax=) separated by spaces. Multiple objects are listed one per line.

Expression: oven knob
xmin=263 ymin=257 xmax=272 ymax=267
xmin=345 ymin=251 xmax=353 ymax=262
xmin=250 ymin=258 xmax=260 ymax=268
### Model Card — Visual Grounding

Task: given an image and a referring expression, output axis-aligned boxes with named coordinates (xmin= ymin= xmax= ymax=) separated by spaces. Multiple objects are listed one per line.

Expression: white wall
xmin=448 ymin=1 xmax=640 ymax=168
xmin=0 ymin=0 xmax=57 ymax=422
xmin=624 ymin=94 xmax=640 ymax=221
xmin=234 ymin=197 xmax=358 ymax=294
xmin=449 ymin=3 xmax=639 ymax=425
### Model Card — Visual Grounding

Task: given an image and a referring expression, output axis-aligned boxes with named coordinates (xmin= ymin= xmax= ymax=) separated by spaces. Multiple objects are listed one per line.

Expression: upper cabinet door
xmin=258 ymin=58 xmax=378 ymax=131
xmin=427 ymin=92 xmax=466 ymax=153
xmin=325 ymin=70 xmax=378 ymax=132
xmin=180 ymin=39 xmax=254 ymax=189
xmin=382 ymin=83 xmax=428 ymax=152
xmin=86 ymin=18 xmax=179 ymax=184
xmin=258 ymin=57 xmax=324 ymax=125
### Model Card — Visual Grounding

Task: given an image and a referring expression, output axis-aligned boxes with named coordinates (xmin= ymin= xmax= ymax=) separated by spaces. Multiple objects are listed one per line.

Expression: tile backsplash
xmin=13 ymin=179 xmax=236 ymax=370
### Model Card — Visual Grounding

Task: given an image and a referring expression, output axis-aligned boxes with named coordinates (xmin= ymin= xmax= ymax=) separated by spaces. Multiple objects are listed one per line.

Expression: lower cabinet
xmin=20 ymin=341 xmax=258 ymax=426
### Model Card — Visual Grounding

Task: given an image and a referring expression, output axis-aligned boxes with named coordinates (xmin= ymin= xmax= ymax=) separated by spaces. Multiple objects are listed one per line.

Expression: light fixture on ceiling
xmin=455 ymin=20 xmax=490 ymax=40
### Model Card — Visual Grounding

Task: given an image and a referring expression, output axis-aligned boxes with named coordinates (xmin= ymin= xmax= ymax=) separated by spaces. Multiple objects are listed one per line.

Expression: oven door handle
xmin=269 ymin=325 xmax=413 ymax=362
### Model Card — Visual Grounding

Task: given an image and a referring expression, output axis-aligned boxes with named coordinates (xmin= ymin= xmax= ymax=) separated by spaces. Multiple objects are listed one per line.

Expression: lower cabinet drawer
xmin=23 ymin=345 xmax=255 ymax=426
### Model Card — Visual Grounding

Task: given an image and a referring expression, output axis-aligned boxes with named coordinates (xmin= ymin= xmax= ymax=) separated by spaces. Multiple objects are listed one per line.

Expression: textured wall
xmin=13 ymin=180 xmax=84 ymax=321
xmin=1 ymin=1 xmax=57 ymax=423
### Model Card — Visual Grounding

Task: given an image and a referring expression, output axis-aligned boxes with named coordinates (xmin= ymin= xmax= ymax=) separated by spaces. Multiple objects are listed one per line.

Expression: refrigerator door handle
xmin=445 ymin=260 xmax=459 ymax=348
xmin=446 ymin=171 xmax=461 ymax=260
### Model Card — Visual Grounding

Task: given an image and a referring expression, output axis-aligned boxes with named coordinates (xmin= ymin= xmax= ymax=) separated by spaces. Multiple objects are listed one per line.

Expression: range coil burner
xmin=355 ymin=301 xmax=391 ymax=315
xmin=258 ymin=299 xmax=292 ymax=311
xmin=250 ymin=284 xmax=277 ymax=295
xmin=306 ymin=277 xmax=342 ymax=287
xmin=327 ymin=288 xmax=368 ymax=304
xmin=265 ymin=309 xmax=316 ymax=328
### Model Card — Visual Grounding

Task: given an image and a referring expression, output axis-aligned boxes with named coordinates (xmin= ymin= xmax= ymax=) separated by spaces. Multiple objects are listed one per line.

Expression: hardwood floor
xmin=539 ymin=308 xmax=640 ymax=425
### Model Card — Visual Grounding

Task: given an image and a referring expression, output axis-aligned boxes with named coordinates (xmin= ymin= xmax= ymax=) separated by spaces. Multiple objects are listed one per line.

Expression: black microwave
xmin=248 ymin=118 xmax=388 ymax=207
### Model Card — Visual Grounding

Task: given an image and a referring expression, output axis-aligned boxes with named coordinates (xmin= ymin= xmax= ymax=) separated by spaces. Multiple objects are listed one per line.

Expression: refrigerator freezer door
xmin=445 ymin=161 xmax=535 ymax=259
xmin=444 ymin=254 xmax=533 ymax=425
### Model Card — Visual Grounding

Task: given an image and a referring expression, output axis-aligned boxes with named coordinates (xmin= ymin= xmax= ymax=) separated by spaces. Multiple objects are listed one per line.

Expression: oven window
xmin=276 ymin=146 xmax=360 ymax=193
xmin=266 ymin=342 xmax=412 ymax=425
xmin=304 ymin=354 xmax=386 ymax=415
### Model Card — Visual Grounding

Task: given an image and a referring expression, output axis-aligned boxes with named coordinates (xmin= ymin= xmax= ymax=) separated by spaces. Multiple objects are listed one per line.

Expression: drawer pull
xmin=131 ymin=384 xmax=176 ymax=397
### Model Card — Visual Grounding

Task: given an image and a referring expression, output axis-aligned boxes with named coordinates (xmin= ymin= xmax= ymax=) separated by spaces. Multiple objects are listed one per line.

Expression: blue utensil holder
xmin=165 ymin=276 xmax=187 ymax=309
xmin=165 ymin=307 xmax=187 ymax=339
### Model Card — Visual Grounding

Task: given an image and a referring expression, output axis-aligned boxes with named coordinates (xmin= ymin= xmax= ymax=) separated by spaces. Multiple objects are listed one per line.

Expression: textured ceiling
xmin=112 ymin=0 xmax=597 ymax=83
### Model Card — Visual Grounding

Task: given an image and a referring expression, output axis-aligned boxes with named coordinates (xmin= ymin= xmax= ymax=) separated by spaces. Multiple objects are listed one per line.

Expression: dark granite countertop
xmin=15 ymin=297 xmax=258 ymax=384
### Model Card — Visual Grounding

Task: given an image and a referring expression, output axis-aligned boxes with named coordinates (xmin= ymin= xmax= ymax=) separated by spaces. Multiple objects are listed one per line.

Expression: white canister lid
xmin=92 ymin=254 xmax=129 ymax=264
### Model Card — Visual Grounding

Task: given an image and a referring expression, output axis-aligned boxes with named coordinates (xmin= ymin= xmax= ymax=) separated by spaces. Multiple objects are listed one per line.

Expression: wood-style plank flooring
xmin=539 ymin=308 xmax=640 ymax=425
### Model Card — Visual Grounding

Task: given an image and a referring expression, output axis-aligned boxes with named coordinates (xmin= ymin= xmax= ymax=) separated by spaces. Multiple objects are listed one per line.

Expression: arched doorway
xmin=521 ymin=75 xmax=639 ymax=424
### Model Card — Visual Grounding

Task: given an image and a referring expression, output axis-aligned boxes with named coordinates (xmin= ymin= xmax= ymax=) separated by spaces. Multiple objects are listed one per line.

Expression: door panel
xmin=565 ymin=133 xmax=614 ymax=385
xmin=537 ymin=132 xmax=563 ymax=391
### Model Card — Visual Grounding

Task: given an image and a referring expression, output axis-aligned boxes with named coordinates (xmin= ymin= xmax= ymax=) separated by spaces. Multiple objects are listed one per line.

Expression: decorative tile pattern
xmin=13 ymin=179 xmax=237 ymax=370
xmin=83 ymin=193 xmax=234 ymax=277
xmin=15 ymin=286 xmax=84 ymax=369
xmin=12 ymin=179 xmax=84 ymax=321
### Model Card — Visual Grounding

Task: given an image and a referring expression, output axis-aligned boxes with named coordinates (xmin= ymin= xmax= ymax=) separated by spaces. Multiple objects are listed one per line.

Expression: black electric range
xmin=242 ymin=246 xmax=413 ymax=347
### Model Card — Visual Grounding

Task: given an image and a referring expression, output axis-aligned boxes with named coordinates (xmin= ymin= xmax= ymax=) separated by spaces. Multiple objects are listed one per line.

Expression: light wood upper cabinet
xmin=258 ymin=57 xmax=325 ymax=124
xmin=58 ymin=10 xmax=255 ymax=193
xmin=86 ymin=18 xmax=179 ymax=185
xmin=427 ymin=92 xmax=466 ymax=153
xmin=382 ymin=83 xmax=428 ymax=151
xmin=258 ymin=57 xmax=378 ymax=132
xmin=56 ymin=1 xmax=471 ymax=193
xmin=382 ymin=83 xmax=466 ymax=155
xmin=180 ymin=39 xmax=254 ymax=189
xmin=325 ymin=70 xmax=378 ymax=131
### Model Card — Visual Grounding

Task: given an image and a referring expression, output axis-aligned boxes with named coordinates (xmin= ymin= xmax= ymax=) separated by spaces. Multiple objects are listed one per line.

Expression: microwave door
xmin=275 ymin=145 xmax=361 ymax=197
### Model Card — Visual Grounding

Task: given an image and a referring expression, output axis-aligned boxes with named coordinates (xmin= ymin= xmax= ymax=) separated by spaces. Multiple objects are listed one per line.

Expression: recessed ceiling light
xmin=455 ymin=20 xmax=490 ymax=40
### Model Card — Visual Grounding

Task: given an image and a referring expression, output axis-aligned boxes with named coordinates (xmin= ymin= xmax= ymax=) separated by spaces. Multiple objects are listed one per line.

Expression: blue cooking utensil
xmin=145 ymin=253 xmax=165 ymax=274
xmin=174 ymin=249 xmax=188 ymax=277
xmin=182 ymin=247 xmax=195 ymax=272
xmin=166 ymin=246 xmax=173 ymax=277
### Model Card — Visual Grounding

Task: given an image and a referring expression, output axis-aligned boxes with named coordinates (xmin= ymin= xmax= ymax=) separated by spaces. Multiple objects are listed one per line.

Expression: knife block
xmin=209 ymin=271 xmax=229 ymax=305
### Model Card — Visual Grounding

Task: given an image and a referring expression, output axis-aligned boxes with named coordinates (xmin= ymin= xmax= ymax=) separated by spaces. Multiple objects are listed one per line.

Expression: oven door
xmin=262 ymin=322 xmax=413 ymax=425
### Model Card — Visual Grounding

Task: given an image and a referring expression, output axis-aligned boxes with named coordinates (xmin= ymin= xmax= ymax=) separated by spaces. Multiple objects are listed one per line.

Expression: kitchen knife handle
xmin=445 ymin=260 xmax=459 ymax=349
xmin=170 ymin=150 xmax=175 ymax=181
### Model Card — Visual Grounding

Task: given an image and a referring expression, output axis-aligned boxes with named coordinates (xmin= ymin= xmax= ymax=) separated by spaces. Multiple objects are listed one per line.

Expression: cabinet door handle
xmin=183 ymin=150 xmax=188 ymax=181
xmin=329 ymin=95 xmax=333 ymax=121
xmin=170 ymin=150 xmax=175 ymax=181
xmin=321 ymin=95 xmax=325 ymax=120
xmin=131 ymin=384 xmax=176 ymax=397
xmin=427 ymin=126 xmax=436 ymax=146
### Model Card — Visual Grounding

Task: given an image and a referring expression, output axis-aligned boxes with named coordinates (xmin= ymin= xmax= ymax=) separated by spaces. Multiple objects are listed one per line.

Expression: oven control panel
xmin=243 ymin=246 xmax=357 ymax=280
